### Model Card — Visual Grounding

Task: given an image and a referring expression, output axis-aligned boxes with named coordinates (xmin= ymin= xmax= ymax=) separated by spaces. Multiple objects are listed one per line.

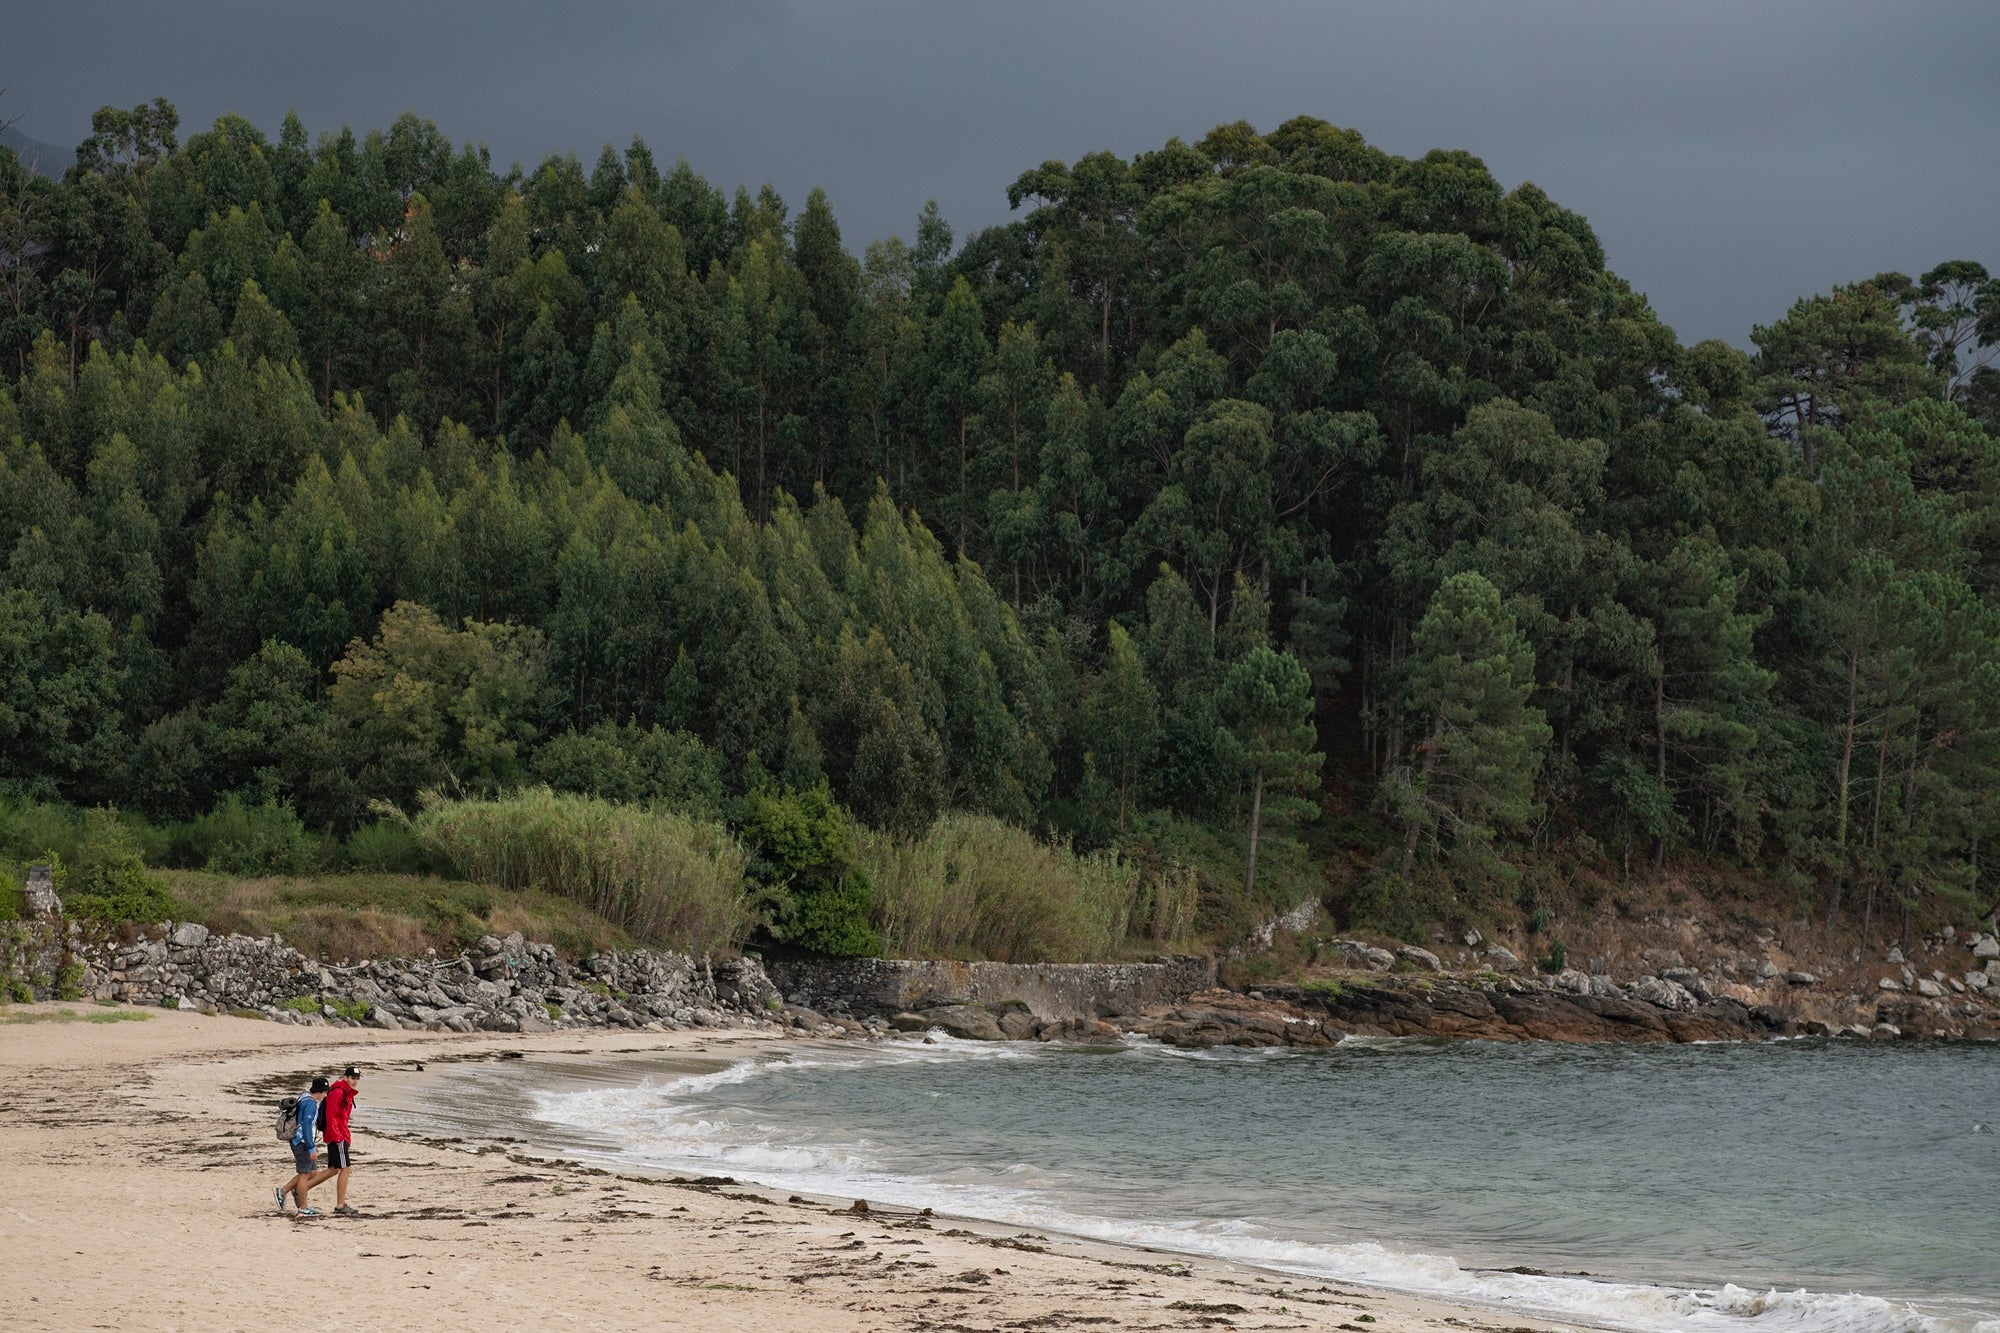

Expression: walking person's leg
xmin=316 ymin=1139 xmax=354 ymax=1212
xmin=286 ymin=1138 xmax=318 ymax=1209
xmin=334 ymin=1151 xmax=352 ymax=1210
xmin=304 ymin=1136 xmax=348 ymax=1200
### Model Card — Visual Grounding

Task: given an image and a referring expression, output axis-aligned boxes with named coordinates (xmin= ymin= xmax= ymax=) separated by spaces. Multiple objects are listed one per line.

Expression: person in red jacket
xmin=307 ymin=1066 xmax=362 ymax=1215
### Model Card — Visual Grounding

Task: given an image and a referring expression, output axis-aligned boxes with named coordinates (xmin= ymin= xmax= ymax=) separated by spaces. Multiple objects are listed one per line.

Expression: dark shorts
xmin=291 ymin=1141 xmax=315 ymax=1174
xmin=324 ymin=1140 xmax=352 ymax=1169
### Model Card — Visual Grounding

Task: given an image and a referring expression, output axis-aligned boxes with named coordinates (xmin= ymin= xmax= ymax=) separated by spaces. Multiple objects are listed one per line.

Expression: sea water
xmin=373 ymin=1036 xmax=2000 ymax=1332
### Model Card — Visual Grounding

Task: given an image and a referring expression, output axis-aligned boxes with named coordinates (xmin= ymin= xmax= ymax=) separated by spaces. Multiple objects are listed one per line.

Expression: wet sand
xmin=0 ymin=1002 xmax=1592 ymax=1331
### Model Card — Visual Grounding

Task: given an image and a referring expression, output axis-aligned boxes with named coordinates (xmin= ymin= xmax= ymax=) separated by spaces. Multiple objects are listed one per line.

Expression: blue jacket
xmin=292 ymin=1093 xmax=319 ymax=1147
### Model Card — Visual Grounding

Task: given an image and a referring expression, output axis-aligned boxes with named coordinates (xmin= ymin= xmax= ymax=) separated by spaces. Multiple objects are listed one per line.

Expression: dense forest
xmin=3 ymin=100 xmax=1998 ymax=953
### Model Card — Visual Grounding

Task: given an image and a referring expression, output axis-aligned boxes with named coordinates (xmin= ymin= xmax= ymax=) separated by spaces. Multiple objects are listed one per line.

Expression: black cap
xmin=343 ymin=1065 xmax=361 ymax=1078
xmin=309 ymin=1076 xmax=332 ymax=1093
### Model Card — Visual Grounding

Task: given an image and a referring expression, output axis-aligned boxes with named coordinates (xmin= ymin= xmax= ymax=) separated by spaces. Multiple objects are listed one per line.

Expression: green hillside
xmin=2 ymin=100 xmax=1997 ymax=957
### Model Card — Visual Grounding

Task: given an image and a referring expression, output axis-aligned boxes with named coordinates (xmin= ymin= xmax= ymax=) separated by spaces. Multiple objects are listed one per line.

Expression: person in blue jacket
xmin=276 ymin=1075 xmax=331 ymax=1217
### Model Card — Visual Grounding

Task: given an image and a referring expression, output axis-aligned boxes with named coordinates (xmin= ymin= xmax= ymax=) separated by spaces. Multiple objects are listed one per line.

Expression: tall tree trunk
xmin=1652 ymin=672 xmax=1668 ymax=868
xmin=1243 ymin=767 xmax=1265 ymax=896
xmin=1869 ymin=714 xmax=1893 ymax=850
xmin=1386 ymin=613 xmax=1407 ymax=764
xmin=1399 ymin=720 xmax=1442 ymax=879
xmin=1831 ymin=646 xmax=1860 ymax=928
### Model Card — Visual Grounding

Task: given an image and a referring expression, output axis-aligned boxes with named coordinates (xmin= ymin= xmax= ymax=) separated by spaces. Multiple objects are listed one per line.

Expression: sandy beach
xmin=0 ymin=1002 xmax=1601 ymax=1333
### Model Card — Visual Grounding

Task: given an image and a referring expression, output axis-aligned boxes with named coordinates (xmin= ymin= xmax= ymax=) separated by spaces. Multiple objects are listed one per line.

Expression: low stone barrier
xmin=764 ymin=954 xmax=1214 ymax=1022
xmin=0 ymin=917 xmax=780 ymax=1033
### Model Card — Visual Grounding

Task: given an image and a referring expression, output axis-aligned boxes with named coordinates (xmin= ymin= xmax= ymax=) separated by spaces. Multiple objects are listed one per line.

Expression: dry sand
xmin=0 ymin=1002 xmax=1594 ymax=1332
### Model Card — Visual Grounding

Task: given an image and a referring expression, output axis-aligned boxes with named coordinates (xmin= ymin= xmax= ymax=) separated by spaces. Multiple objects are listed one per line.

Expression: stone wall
xmin=0 ymin=918 xmax=780 ymax=1033
xmin=765 ymin=954 xmax=1215 ymax=1022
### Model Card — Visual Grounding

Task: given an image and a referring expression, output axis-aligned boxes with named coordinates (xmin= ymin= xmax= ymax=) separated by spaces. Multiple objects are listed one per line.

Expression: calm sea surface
xmin=370 ymin=1036 xmax=2000 ymax=1333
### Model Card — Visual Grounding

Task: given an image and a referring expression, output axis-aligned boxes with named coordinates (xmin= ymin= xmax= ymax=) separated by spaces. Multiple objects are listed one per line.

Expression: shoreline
xmin=0 ymin=1003 xmax=1598 ymax=1333
xmin=365 ymin=1033 xmax=2000 ymax=1333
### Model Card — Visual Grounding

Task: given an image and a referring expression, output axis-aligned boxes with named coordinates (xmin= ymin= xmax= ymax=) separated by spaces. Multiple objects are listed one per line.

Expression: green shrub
xmin=413 ymin=788 xmax=754 ymax=955
xmin=278 ymin=995 xmax=321 ymax=1013
xmin=324 ymin=996 xmax=372 ymax=1022
xmin=56 ymin=815 xmax=183 ymax=924
xmin=858 ymin=813 xmax=1196 ymax=962
xmin=56 ymin=960 xmax=84 ymax=1001
xmin=0 ymin=866 xmax=20 ymax=921
xmin=1537 ymin=939 xmax=1568 ymax=974
xmin=165 ymin=796 xmax=328 ymax=875
xmin=0 ymin=795 xmax=83 ymax=865
xmin=340 ymin=818 xmax=435 ymax=875
xmin=738 ymin=783 xmax=880 ymax=956
xmin=0 ymin=798 xmax=169 ymax=875
xmin=532 ymin=722 xmax=726 ymax=817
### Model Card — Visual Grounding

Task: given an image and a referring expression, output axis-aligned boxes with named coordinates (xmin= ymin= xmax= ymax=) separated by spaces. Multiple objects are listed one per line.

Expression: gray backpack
xmin=275 ymin=1095 xmax=300 ymax=1141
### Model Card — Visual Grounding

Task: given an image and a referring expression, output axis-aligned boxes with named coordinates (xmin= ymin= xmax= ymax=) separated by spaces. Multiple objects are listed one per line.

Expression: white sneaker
xmin=274 ymin=1187 xmax=288 ymax=1213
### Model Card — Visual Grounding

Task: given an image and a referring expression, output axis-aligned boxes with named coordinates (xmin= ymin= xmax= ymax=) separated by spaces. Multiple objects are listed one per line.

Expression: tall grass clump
xmin=412 ymin=788 xmax=755 ymax=955
xmin=857 ymin=813 xmax=1196 ymax=962
xmin=162 ymin=796 xmax=330 ymax=875
xmin=339 ymin=818 xmax=437 ymax=874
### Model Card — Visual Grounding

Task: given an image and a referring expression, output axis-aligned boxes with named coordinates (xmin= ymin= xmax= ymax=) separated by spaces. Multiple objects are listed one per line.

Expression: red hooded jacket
xmin=321 ymin=1079 xmax=357 ymax=1143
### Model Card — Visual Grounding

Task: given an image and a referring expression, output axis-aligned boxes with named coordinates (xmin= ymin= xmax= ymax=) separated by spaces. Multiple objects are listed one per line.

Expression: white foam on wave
xmin=525 ymin=1044 xmax=1998 ymax=1333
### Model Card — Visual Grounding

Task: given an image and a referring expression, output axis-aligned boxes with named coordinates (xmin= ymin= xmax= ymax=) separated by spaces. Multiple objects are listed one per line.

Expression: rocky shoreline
xmin=6 ymin=904 xmax=1996 ymax=1047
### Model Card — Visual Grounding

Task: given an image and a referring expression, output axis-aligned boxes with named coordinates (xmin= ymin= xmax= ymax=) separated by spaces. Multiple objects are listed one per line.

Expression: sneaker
xmin=333 ymin=1204 xmax=358 ymax=1216
xmin=296 ymin=1207 xmax=322 ymax=1218
xmin=274 ymin=1187 xmax=288 ymax=1213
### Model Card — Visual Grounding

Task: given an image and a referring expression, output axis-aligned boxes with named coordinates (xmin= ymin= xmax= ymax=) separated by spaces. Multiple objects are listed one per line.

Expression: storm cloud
xmin=6 ymin=0 xmax=1994 ymax=344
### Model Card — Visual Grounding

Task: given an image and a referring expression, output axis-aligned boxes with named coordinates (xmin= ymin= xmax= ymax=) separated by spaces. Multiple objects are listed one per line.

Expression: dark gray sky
xmin=7 ymin=1 xmax=1996 ymax=346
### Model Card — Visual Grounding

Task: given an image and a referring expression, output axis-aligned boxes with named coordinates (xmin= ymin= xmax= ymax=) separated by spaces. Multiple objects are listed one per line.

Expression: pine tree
xmin=1215 ymin=645 xmax=1320 ymax=895
xmin=1390 ymin=572 xmax=1550 ymax=878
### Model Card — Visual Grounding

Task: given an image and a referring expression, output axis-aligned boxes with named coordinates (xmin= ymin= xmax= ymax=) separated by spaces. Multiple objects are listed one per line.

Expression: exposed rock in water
xmin=918 ymin=1004 xmax=1006 ymax=1042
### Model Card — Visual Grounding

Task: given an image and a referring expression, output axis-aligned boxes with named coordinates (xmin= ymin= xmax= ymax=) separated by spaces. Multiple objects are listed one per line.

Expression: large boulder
xmin=1333 ymin=940 xmax=1396 ymax=971
xmin=1625 ymin=975 xmax=1699 ymax=1012
xmin=997 ymin=1009 xmax=1041 ymax=1041
xmin=1396 ymin=945 xmax=1443 ymax=973
xmin=919 ymin=1004 xmax=1006 ymax=1041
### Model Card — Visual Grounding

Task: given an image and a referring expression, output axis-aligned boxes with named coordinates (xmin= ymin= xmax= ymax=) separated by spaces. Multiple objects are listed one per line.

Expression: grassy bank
xmin=6 ymin=791 xmax=1220 ymax=965
xmin=164 ymin=869 xmax=633 ymax=963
